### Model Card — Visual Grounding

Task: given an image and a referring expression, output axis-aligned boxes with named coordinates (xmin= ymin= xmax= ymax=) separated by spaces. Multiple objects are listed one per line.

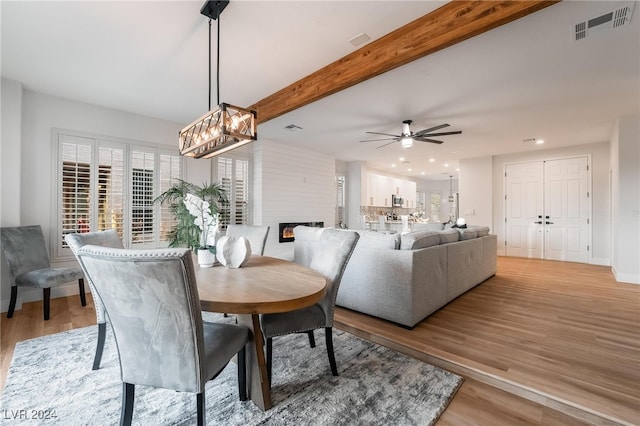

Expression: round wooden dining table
xmin=195 ymin=255 xmax=326 ymax=411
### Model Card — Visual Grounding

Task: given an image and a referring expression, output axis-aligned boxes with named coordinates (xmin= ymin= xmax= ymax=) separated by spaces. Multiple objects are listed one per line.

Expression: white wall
xmin=610 ymin=115 xmax=640 ymax=284
xmin=459 ymin=156 xmax=493 ymax=228
xmin=1 ymin=88 xmax=191 ymax=311
xmin=253 ymin=139 xmax=335 ymax=260
xmin=1 ymin=79 xmax=24 ymax=311
xmin=492 ymin=142 xmax=611 ymax=264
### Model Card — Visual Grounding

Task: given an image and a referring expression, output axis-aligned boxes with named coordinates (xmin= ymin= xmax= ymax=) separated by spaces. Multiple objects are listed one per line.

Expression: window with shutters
xmin=335 ymin=175 xmax=346 ymax=227
xmin=214 ymin=155 xmax=250 ymax=230
xmin=55 ymin=131 xmax=182 ymax=259
xmin=430 ymin=192 xmax=441 ymax=223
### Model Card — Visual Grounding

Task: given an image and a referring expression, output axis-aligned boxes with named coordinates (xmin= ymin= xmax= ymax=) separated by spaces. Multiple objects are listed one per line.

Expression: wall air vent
xmin=573 ymin=2 xmax=635 ymax=41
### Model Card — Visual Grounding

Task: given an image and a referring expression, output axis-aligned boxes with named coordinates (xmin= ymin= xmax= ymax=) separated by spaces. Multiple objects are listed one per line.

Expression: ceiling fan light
xmin=401 ymin=136 xmax=413 ymax=149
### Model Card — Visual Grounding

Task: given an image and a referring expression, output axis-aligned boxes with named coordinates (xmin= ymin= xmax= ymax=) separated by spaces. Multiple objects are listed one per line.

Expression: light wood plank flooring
xmin=1 ymin=257 xmax=638 ymax=424
xmin=335 ymin=257 xmax=640 ymax=425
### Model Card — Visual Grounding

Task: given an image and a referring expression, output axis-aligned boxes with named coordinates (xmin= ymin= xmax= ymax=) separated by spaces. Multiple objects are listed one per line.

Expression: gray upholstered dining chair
xmin=65 ymin=230 xmax=123 ymax=370
xmin=75 ymin=245 xmax=249 ymax=426
xmin=260 ymin=226 xmax=359 ymax=381
xmin=225 ymin=224 xmax=270 ymax=255
xmin=1 ymin=225 xmax=86 ymax=320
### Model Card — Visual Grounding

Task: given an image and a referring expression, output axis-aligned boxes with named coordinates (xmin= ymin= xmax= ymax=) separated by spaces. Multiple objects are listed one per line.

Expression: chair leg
xmin=325 ymin=327 xmax=339 ymax=376
xmin=237 ymin=347 xmax=247 ymax=401
xmin=43 ymin=288 xmax=51 ymax=321
xmin=266 ymin=337 xmax=273 ymax=384
xmin=120 ymin=382 xmax=135 ymax=426
xmin=7 ymin=286 xmax=17 ymax=318
xmin=78 ymin=278 xmax=87 ymax=306
xmin=307 ymin=330 xmax=316 ymax=348
xmin=196 ymin=392 xmax=205 ymax=426
xmin=93 ymin=322 xmax=107 ymax=370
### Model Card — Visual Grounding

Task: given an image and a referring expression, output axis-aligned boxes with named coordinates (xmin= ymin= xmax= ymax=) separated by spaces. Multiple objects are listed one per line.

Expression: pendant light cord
xmin=207 ymin=9 xmax=221 ymax=110
xmin=216 ymin=10 xmax=220 ymax=106
xmin=208 ymin=19 xmax=211 ymax=110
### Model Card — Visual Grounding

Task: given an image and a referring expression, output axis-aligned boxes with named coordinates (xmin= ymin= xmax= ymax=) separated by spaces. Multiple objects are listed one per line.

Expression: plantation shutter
xmin=97 ymin=145 xmax=125 ymax=240
xmin=55 ymin=130 xmax=183 ymax=260
xmin=159 ymin=153 xmax=182 ymax=243
xmin=59 ymin=136 xmax=93 ymax=256
xmin=335 ymin=175 xmax=346 ymax=227
xmin=234 ymin=159 xmax=249 ymax=224
xmin=130 ymin=149 xmax=155 ymax=247
xmin=217 ymin=157 xmax=233 ymax=230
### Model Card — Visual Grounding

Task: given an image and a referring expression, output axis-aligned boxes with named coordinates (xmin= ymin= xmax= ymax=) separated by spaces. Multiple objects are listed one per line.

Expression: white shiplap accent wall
xmin=254 ymin=140 xmax=336 ymax=260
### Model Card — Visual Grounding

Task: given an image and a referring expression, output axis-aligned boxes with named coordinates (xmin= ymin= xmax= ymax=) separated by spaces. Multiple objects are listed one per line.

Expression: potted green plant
xmin=154 ymin=179 xmax=227 ymax=266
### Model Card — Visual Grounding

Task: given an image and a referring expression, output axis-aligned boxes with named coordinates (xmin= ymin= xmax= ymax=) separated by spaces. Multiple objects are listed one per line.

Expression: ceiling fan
xmin=360 ymin=119 xmax=462 ymax=149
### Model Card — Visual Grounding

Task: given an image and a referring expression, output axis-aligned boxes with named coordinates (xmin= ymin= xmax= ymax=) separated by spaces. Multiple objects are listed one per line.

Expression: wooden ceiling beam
xmin=249 ymin=0 xmax=559 ymax=124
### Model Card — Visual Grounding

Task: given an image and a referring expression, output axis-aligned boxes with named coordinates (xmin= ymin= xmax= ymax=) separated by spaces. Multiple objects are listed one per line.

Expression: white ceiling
xmin=2 ymin=1 xmax=639 ymax=180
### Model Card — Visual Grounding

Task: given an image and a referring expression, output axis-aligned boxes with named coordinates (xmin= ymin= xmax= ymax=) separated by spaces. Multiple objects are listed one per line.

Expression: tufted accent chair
xmin=225 ymin=224 xmax=270 ymax=256
xmin=65 ymin=230 xmax=123 ymax=370
xmin=1 ymin=225 xmax=86 ymax=320
xmin=75 ymin=246 xmax=249 ymax=426
xmin=260 ymin=226 xmax=359 ymax=381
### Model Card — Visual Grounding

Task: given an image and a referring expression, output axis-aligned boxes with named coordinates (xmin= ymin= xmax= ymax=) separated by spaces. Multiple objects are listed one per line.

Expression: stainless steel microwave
xmin=392 ymin=194 xmax=403 ymax=207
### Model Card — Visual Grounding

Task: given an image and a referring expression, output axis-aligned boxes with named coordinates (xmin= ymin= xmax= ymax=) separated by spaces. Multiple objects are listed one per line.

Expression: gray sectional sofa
xmin=332 ymin=223 xmax=497 ymax=328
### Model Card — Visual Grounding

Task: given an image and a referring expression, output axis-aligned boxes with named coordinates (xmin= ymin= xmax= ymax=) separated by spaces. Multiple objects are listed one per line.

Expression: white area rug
xmin=1 ymin=313 xmax=462 ymax=425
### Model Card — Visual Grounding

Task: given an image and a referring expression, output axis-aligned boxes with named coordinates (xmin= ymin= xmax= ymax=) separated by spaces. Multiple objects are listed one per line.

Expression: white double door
xmin=505 ymin=157 xmax=590 ymax=263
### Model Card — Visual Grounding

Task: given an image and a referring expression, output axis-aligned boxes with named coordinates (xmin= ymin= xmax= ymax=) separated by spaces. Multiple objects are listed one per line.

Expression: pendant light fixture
xmin=179 ymin=0 xmax=257 ymax=159
xmin=448 ymin=175 xmax=455 ymax=203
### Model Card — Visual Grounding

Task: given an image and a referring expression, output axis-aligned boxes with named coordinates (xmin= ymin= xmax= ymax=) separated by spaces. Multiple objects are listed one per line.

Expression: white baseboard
xmin=612 ymin=265 xmax=640 ymax=284
xmin=590 ymin=257 xmax=611 ymax=266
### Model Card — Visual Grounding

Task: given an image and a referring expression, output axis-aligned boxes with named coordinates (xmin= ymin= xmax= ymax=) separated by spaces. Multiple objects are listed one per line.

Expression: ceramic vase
xmin=215 ymin=236 xmax=251 ymax=268
xmin=197 ymin=247 xmax=216 ymax=268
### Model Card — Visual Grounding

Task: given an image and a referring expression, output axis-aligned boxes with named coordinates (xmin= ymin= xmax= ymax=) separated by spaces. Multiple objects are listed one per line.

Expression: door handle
xmin=534 ymin=221 xmax=543 ymax=224
xmin=545 ymin=221 xmax=554 ymax=224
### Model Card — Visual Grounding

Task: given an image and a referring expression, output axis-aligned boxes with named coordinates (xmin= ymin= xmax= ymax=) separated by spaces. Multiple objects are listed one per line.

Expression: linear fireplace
xmin=278 ymin=222 xmax=324 ymax=243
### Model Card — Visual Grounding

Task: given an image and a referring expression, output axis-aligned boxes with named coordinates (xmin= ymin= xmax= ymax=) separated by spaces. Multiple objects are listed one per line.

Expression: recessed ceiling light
xmin=536 ymin=139 xmax=545 ymax=144
xmin=391 ymin=163 xmax=396 ymax=167
xmin=408 ymin=168 xmax=412 ymax=172
xmin=429 ymin=158 xmax=435 ymax=162
xmin=421 ymin=171 xmax=425 ymax=175
xmin=399 ymin=157 xmax=405 ymax=161
xmin=455 ymin=168 xmax=460 ymax=172
xmin=444 ymin=163 xmax=449 ymax=167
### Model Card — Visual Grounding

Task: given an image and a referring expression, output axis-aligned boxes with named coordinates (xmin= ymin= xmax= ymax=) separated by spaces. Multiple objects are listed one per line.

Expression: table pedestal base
xmin=237 ymin=314 xmax=272 ymax=411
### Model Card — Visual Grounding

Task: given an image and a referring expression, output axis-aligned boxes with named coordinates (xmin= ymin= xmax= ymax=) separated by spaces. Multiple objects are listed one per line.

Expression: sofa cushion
xmin=457 ymin=229 xmax=479 ymax=240
xmin=467 ymin=225 xmax=490 ymax=237
xmin=357 ymin=231 xmax=400 ymax=249
xmin=411 ymin=222 xmax=444 ymax=232
xmin=400 ymin=231 xmax=441 ymax=250
xmin=438 ymin=229 xmax=460 ymax=244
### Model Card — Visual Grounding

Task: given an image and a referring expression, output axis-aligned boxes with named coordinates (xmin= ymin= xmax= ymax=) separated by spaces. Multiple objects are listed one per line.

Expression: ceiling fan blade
xmin=413 ymin=137 xmax=444 ymax=144
xmin=360 ymin=137 xmax=398 ymax=142
xmin=365 ymin=131 xmax=401 ymax=138
xmin=420 ymin=130 xmax=462 ymax=137
xmin=413 ymin=123 xmax=450 ymax=136
xmin=376 ymin=140 xmax=398 ymax=149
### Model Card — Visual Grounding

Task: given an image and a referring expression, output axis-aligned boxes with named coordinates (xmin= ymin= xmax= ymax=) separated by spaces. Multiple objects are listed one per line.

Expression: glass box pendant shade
xmin=179 ymin=0 xmax=257 ymax=159
xmin=179 ymin=103 xmax=256 ymax=159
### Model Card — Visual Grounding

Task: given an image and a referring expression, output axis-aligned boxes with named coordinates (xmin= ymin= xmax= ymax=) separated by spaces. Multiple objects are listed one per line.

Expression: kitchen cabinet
xmin=365 ymin=174 xmax=416 ymax=208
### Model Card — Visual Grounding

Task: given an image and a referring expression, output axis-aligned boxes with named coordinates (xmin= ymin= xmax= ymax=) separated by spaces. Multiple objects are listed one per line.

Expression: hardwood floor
xmin=335 ymin=257 xmax=640 ymax=425
xmin=1 ymin=257 xmax=638 ymax=424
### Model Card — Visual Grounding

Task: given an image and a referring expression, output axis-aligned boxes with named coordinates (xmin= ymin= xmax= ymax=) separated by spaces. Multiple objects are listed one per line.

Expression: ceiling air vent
xmin=284 ymin=124 xmax=303 ymax=131
xmin=573 ymin=2 xmax=635 ymax=41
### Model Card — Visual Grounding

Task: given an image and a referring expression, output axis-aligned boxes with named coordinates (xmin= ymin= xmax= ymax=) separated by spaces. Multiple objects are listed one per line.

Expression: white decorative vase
xmin=197 ymin=247 xmax=216 ymax=268
xmin=216 ymin=236 xmax=252 ymax=268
